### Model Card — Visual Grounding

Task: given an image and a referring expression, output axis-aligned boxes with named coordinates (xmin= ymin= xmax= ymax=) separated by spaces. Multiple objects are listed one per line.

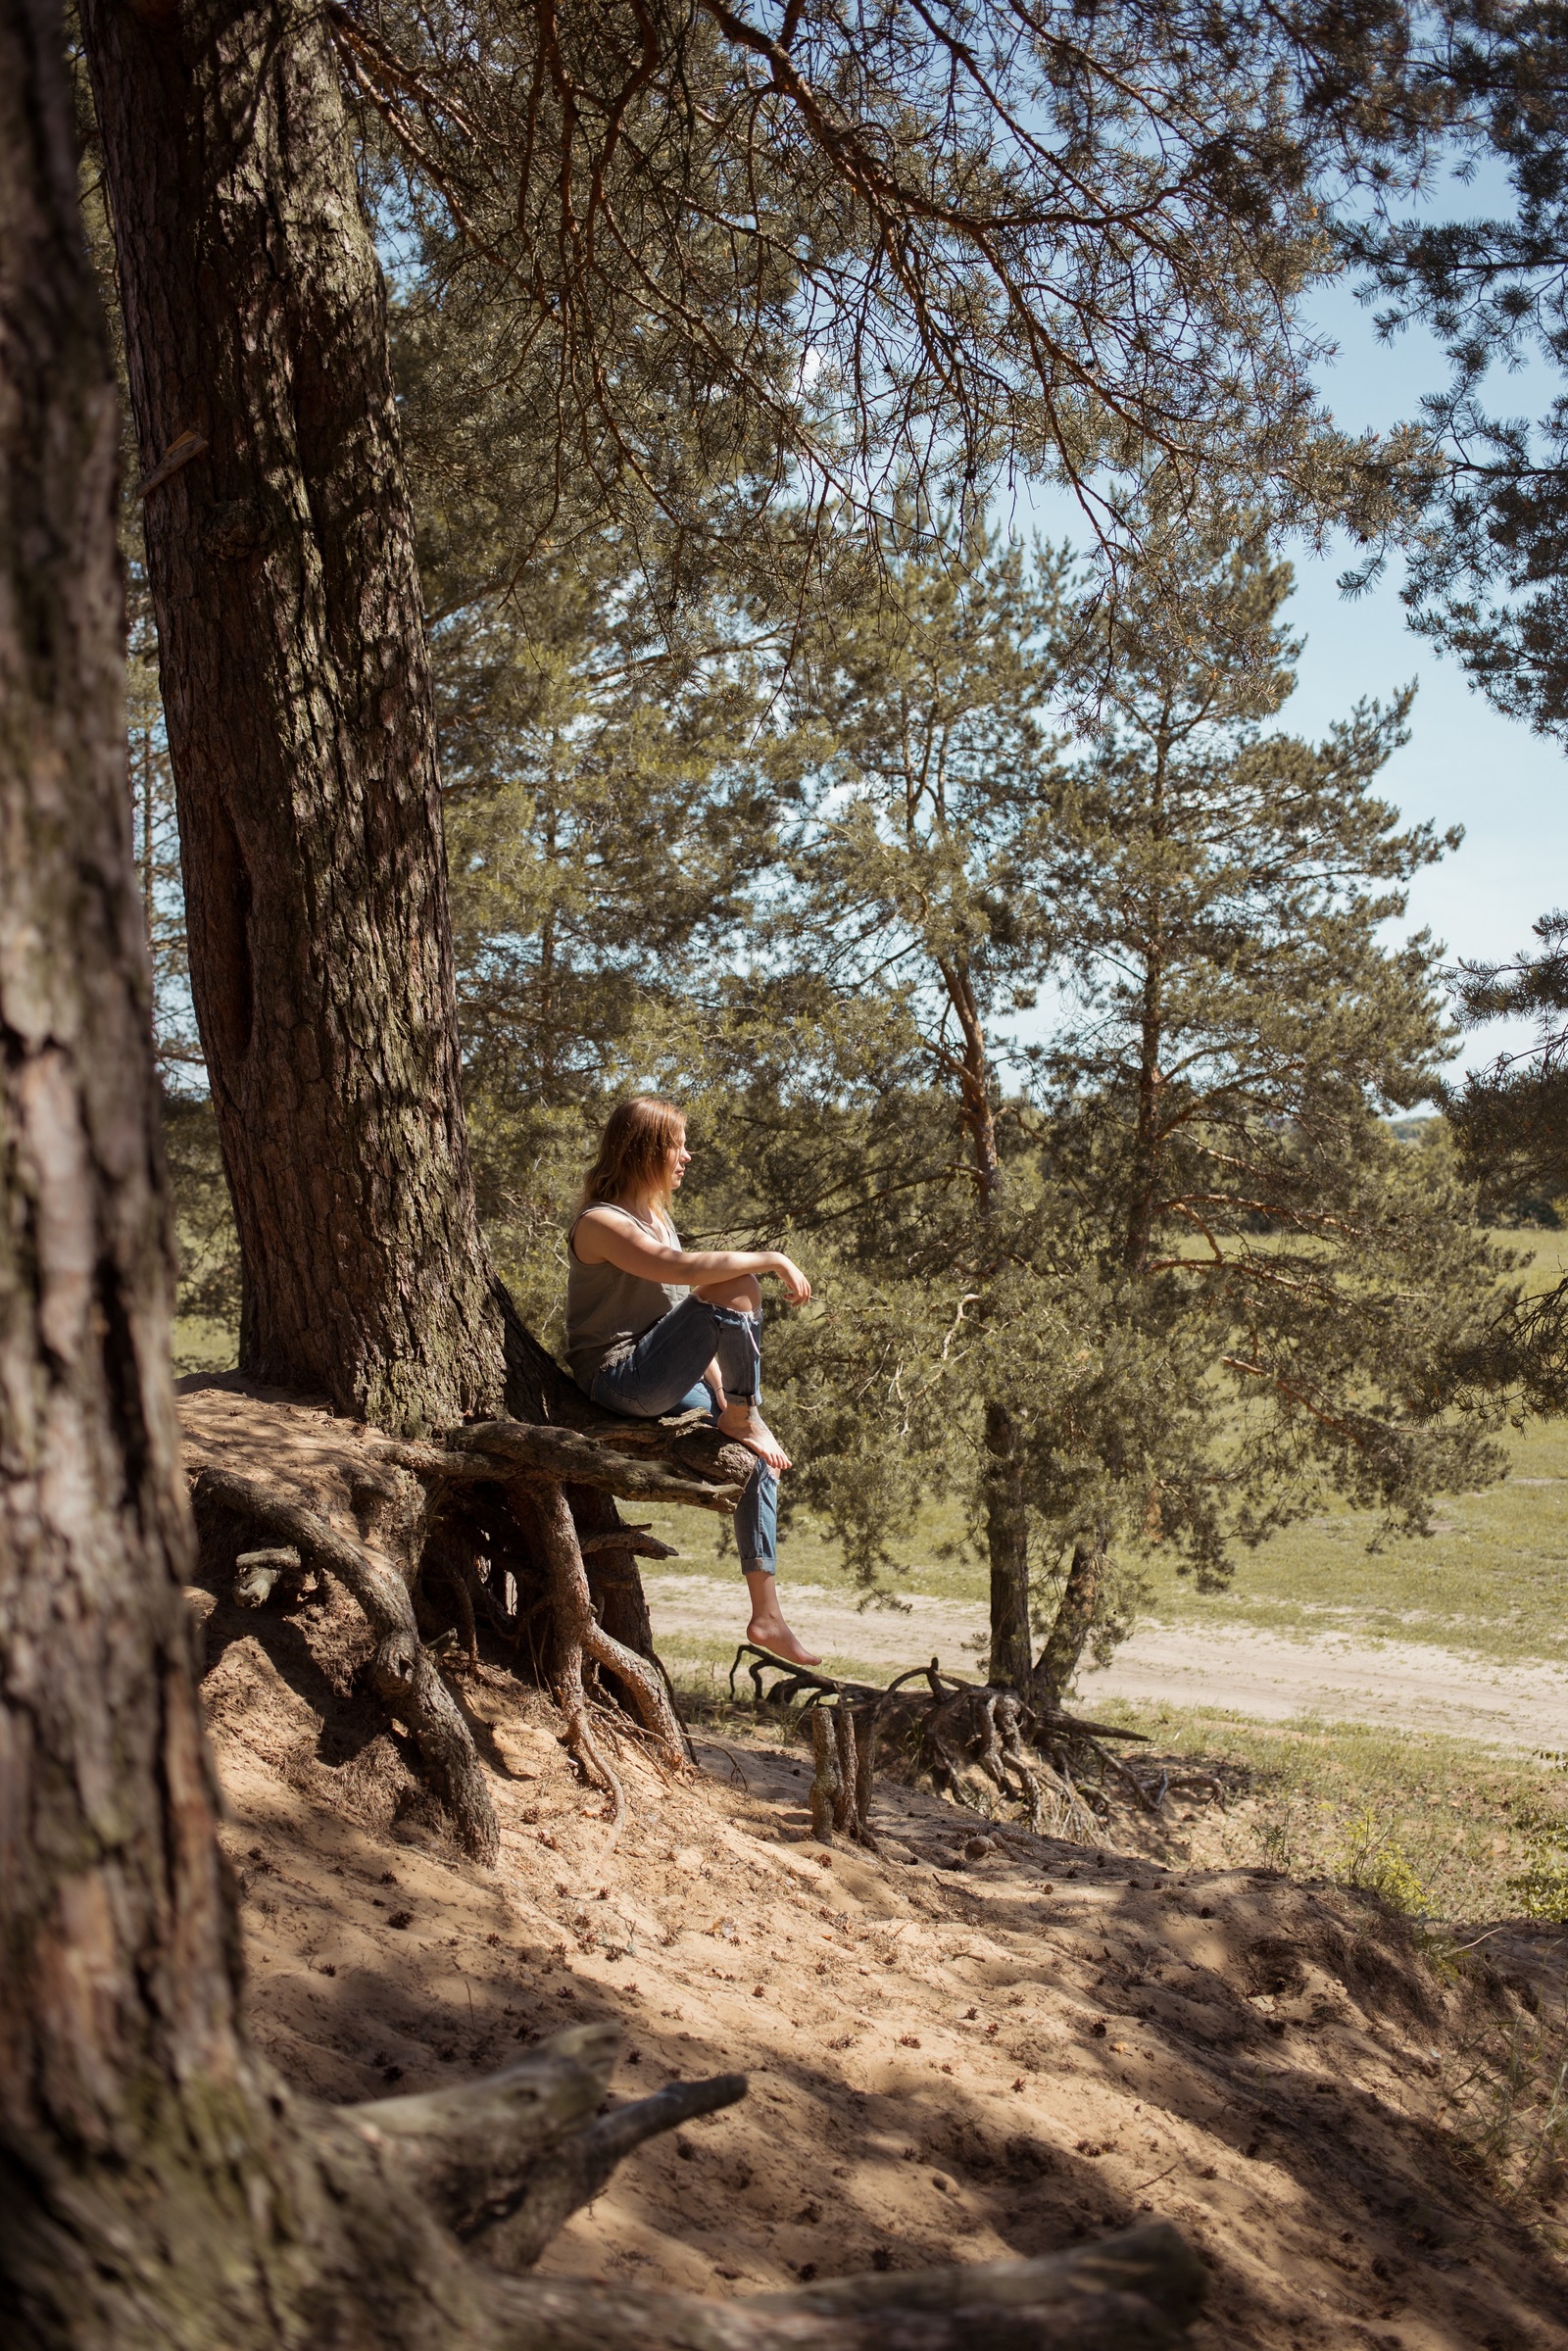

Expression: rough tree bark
xmin=983 ymin=1398 xmax=1033 ymax=1688
xmin=2 ymin=10 xmax=1212 ymax=2340
xmin=75 ymin=0 xmax=674 ymax=1681
xmin=941 ymin=957 xmax=1034 ymax=1689
xmin=1030 ymin=1530 xmax=1110 ymax=1714
xmin=77 ymin=0 xmax=504 ymax=1435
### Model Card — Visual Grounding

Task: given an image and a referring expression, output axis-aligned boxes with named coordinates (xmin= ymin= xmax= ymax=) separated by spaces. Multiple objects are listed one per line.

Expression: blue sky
xmin=1001 ymin=253 xmax=1568 ymax=1085
xmin=1284 ymin=273 xmax=1566 ymax=1068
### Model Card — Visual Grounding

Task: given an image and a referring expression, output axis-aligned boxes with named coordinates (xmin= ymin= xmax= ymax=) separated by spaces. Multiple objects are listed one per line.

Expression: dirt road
xmin=644 ymin=1574 xmax=1568 ymax=1750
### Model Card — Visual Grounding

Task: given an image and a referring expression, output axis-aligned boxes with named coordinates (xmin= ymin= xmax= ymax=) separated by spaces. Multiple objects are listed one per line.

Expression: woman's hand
xmin=768 ymin=1253 xmax=811 ymax=1305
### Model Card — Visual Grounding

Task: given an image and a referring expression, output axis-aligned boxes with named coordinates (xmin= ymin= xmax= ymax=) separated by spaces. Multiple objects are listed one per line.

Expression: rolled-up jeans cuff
xmin=738 ymin=1458 xmax=777 ymax=1578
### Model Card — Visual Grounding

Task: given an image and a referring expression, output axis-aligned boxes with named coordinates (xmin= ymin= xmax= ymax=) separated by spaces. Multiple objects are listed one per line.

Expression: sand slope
xmin=189 ymin=1562 xmax=1568 ymax=2351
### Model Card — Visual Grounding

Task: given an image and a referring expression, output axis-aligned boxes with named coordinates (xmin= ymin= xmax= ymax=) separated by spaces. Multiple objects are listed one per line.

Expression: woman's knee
xmin=693 ymin=1271 xmax=760 ymax=1314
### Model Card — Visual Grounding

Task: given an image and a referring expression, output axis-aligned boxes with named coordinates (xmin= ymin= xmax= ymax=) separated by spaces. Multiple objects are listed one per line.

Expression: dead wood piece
xmin=809 ymin=1702 xmax=839 ymax=1844
xmin=336 ymin=2024 xmax=619 ymax=2233
xmin=469 ymin=2073 xmax=747 ymax=2272
xmin=232 ymin=1544 xmax=300 ymax=1606
xmin=808 ymin=1699 xmax=879 ymax=1849
xmin=191 ymin=1463 xmax=499 ymax=1862
xmin=748 ymin=2223 xmax=1206 ymax=2327
xmin=456 ymin=1420 xmax=746 ymax=1514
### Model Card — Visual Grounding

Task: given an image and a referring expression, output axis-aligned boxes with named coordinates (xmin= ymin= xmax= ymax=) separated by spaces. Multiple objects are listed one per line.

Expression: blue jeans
xmin=584 ymin=1296 xmax=777 ymax=1578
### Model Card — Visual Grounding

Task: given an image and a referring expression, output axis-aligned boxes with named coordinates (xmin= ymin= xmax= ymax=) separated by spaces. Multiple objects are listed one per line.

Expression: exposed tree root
xmin=522 ymin=1481 xmax=688 ymax=1772
xmin=194 ymin=1462 xmax=500 ymax=1862
xmin=181 ymin=1390 xmax=738 ymax=1851
xmin=731 ymin=1646 xmax=1182 ymax=1852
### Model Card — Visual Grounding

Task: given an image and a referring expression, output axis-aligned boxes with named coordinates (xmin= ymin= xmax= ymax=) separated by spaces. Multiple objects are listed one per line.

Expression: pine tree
xmin=1023 ymin=490 xmax=1506 ymax=1687
xmin=782 ymin=517 xmax=1071 ymax=1680
xmin=751 ymin=493 xmax=1508 ymax=1695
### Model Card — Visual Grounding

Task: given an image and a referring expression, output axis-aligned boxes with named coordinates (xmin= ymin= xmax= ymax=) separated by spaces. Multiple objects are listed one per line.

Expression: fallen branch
xmin=474 ymin=2218 xmax=1205 ymax=2346
xmin=750 ymin=2219 xmax=1206 ymax=2324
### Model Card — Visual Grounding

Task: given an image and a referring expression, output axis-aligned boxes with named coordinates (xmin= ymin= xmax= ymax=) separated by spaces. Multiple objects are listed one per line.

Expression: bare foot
xmin=747 ymin=1614 xmax=822 ymax=1667
xmin=717 ymin=1401 xmax=792 ymax=1474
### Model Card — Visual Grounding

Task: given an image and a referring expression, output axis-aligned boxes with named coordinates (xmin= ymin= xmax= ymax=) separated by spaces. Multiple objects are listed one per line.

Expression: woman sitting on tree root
xmin=566 ymin=1096 xmax=822 ymax=1666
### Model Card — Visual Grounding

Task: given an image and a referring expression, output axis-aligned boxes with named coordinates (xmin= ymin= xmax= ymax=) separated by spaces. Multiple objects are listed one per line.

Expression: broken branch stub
xmin=470 ymin=2073 xmax=748 ymax=2273
xmin=336 ymin=2024 xmax=620 ymax=2234
xmin=337 ymin=2026 xmax=747 ymax=2281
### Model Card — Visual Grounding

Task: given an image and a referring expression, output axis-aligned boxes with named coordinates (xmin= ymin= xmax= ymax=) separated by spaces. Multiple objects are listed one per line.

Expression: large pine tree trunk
xmin=77 ymin=0 xmax=504 ymax=1435
xmin=0 ymin=22 xmax=326 ymax=2326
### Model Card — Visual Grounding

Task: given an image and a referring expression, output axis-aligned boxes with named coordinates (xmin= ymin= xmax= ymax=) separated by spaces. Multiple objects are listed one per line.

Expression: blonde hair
xmin=580 ymin=1097 xmax=686 ymax=1212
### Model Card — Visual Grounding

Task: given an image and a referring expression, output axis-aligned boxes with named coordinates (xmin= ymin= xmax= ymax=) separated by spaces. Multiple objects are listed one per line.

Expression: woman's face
xmin=666 ymin=1128 xmax=691 ymax=1193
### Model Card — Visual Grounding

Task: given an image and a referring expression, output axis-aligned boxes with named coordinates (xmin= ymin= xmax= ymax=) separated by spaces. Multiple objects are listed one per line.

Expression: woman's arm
xmin=574 ymin=1206 xmax=810 ymax=1303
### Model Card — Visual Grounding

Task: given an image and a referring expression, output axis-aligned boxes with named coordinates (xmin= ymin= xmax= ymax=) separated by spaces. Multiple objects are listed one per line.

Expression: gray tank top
xmin=564 ymin=1204 xmax=689 ymax=1385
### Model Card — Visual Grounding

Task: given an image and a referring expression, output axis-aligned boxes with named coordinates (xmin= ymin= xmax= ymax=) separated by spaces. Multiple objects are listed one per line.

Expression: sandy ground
xmin=189 ymin=1552 xmax=1568 ymax=2351
xmin=647 ymin=1576 xmax=1568 ymax=1750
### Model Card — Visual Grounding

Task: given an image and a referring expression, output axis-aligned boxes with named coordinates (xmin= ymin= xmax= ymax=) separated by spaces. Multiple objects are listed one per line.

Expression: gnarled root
xmin=192 ymin=1463 xmax=500 ymax=1863
xmin=368 ymin=1626 xmax=501 ymax=1862
xmin=524 ymin=1480 xmax=688 ymax=1771
xmin=740 ymin=1647 xmax=1171 ymax=1849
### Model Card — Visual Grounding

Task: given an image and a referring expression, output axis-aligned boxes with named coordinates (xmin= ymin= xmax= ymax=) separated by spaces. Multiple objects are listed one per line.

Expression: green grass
xmin=1087 ymin=1696 xmax=1568 ymax=1924
xmin=640 ymin=1418 xmax=1568 ymax=1672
